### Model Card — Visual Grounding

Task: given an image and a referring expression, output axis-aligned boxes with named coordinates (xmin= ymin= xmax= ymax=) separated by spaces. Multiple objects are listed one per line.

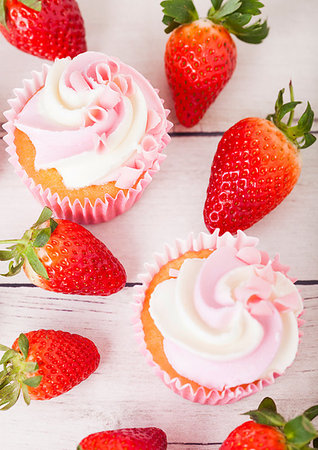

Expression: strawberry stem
xmin=267 ymin=83 xmax=316 ymax=150
xmin=161 ymin=0 xmax=199 ymax=33
xmin=0 ymin=334 xmax=42 ymax=410
xmin=0 ymin=207 xmax=57 ymax=279
xmin=287 ymin=81 xmax=295 ymax=127
xmin=245 ymin=397 xmax=318 ymax=449
xmin=160 ymin=0 xmax=269 ymax=41
xmin=207 ymin=0 xmax=269 ymax=43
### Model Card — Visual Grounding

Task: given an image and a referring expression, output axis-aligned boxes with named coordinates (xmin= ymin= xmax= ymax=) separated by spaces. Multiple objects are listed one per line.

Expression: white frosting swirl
xmin=149 ymin=236 xmax=302 ymax=390
xmin=15 ymin=52 xmax=168 ymax=190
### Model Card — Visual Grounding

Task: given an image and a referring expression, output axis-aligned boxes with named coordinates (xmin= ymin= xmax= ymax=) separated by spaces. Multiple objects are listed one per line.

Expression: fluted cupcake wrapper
xmin=3 ymin=64 xmax=172 ymax=224
xmin=132 ymin=230 xmax=303 ymax=405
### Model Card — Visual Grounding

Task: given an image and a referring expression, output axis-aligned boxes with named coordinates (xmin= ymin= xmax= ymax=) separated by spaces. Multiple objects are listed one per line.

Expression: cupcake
xmin=134 ymin=230 xmax=303 ymax=405
xmin=4 ymin=51 xmax=172 ymax=224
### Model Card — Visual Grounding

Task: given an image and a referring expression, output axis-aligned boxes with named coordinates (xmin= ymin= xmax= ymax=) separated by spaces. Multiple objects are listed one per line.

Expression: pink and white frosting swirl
xmin=15 ymin=52 xmax=169 ymax=189
xmin=149 ymin=231 xmax=303 ymax=390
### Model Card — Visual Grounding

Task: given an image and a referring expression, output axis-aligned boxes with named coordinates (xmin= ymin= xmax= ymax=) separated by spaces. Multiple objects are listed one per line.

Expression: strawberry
xmin=0 ymin=207 xmax=126 ymax=295
xmin=161 ymin=0 xmax=269 ymax=127
xmin=204 ymin=82 xmax=316 ymax=234
xmin=220 ymin=397 xmax=318 ymax=449
xmin=0 ymin=330 xmax=100 ymax=409
xmin=77 ymin=427 xmax=167 ymax=450
xmin=0 ymin=0 xmax=86 ymax=60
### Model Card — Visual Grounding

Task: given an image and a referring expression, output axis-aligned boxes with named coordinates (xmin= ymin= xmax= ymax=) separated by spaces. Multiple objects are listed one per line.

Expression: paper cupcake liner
xmin=133 ymin=230 xmax=303 ymax=405
xmin=3 ymin=64 xmax=172 ymax=224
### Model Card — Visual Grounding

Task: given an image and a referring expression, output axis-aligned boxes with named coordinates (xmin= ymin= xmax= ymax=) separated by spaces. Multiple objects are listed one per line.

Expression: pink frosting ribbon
xmin=194 ymin=233 xmax=298 ymax=329
xmin=161 ymin=230 xmax=302 ymax=390
xmin=15 ymin=52 xmax=171 ymax=189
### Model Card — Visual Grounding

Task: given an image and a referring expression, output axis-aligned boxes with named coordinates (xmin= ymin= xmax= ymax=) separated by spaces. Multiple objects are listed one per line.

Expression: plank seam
xmin=0 ymin=280 xmax=317 ymax=288
xmin=170 ymin=130 xmax=318 ymax=137
xmin=1 ymin=129 xmax=318 ymax=139
xmin=169 ymin=443 xmax=222 ymax=446
xmin=0 ymin=282 xmax=143 ymax=288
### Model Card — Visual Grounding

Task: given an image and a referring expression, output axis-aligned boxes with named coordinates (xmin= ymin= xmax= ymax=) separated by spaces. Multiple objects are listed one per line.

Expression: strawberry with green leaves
xmin=77 ymin=427 xmax=167 ymax=450
xmin=161 ymin=0 xmax=269 ymax=127
xmin=0 ymin=0 xmax=86 ymax=60
xmin=0 ymin=207 xmax=126 ymax=296
xmin=204 ymin=83 xmax=316 ymax=234
xmin=0 ymin=330 xmax=100 ymax=409
xmin=221 ymin=397 xmax=318 ymax=449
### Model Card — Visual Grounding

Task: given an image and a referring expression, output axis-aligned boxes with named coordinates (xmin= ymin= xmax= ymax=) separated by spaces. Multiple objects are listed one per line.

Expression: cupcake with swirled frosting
xmin=134 ymin=230 xmax=303 ymax=405
xmin=4 ymin=51 xmax=172 ymax=223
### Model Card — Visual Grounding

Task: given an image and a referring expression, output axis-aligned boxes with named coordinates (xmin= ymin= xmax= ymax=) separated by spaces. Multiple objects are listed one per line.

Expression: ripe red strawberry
xmin=220 ymin=397 xmax=318 ymax=449
xmin=0 ymin=0 xmax=86 ymax=60
xmin=221 ymin=421 xmax=286 ymax=449
xmin=161 ymin=0 xmax=269 ymax=127
xmin=204 ymin=83 xmax=316 ymax=234
xmin=0 ymin=207 xmax=126 ymax=295
xmin=0 ymin=330 xmax=100 ymax=409
xmin=77 ymin=427 xmax=167 ymax=450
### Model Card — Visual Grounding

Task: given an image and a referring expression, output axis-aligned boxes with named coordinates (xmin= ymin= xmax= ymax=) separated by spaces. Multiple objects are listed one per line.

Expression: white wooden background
xmin=1 ymin=0 xmax=318 ymax=448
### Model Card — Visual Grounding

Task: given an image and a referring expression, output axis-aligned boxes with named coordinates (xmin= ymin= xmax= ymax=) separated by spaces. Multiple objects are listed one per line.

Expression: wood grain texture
xmin=0 ymin=0 xmax=318 ymax=448
xmin=1 ymin=0 xmax=318 ymax=131
xmin=0 ymin=134 xmax=317 ymax=282
xmin=0 ymin=285 xmax=317 ymax=450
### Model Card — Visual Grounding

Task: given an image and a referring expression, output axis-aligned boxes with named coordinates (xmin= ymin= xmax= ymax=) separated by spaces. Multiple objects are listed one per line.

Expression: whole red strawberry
xmin=0 ymin=0 xmax=86 ymax=60
xmin=220 ymin=397 xmax=318 ymax=449
xmin=204 ymin=83 xmax=316 ymax=234
xmin=161 ymin=0 xmax=269 ymax=127
xmin=77 ymin=427 xmax=167 ymax=450
xmin=0 ymin=330 xmax=100 ymax=409
xmin=0 ymin=207 xmax=126 ymax=295
xmin=222 ymin=421 xmax=286 ymax=449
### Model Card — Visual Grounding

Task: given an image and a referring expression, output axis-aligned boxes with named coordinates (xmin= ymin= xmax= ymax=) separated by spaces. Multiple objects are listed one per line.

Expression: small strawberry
xmin=220 ymin=397 xmax=318 ymax=449
xmin=77 ymin=427 xmax=167 ymax=450
xmin=0 ymin=207 xmax=126 ymax=295
xmin=0 ymin=330 xmax=100 ymax=409
xmin=161 ymin=0 xmax=269 ymax=127
xmin=204 ymin=82 xmax=316 ymax=234
xmin=0 ymin=0 xmax=86 ymax=60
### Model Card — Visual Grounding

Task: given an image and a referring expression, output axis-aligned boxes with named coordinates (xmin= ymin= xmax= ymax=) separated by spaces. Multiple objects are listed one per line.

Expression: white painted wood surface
xmin=0 ymin=0 xmax=317 ymax=449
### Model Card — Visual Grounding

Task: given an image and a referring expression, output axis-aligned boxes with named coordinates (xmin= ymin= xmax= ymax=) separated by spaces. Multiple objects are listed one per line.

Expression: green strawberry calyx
xmin=161 ymin=0 xmax=269 ymax=43
xmin=0 ymin=206 xmax=58 ymax=279
xmin=161 ymin=0 xmax=199 ymax=33
xmin=244 ymin=397 xmax=318 ymax=449
xmin=207 ymin=0 xmax=269 ymax=43
xmin=0 ymin=0 xmax=41 ymax=28
xmin=267 ymin=82 xmax=317 ymax=150
xmin=0 ymin=333 xmax=42 ymax=410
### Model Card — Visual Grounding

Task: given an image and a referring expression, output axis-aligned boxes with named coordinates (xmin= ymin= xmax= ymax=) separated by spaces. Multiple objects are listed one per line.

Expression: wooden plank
xmin=0 ymin=284 xmax=317 ymax=449
xmin=1 ymin=0 xmax=317 ymax=132
xmin=0 ymin=134 xmax=317 ymax=282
